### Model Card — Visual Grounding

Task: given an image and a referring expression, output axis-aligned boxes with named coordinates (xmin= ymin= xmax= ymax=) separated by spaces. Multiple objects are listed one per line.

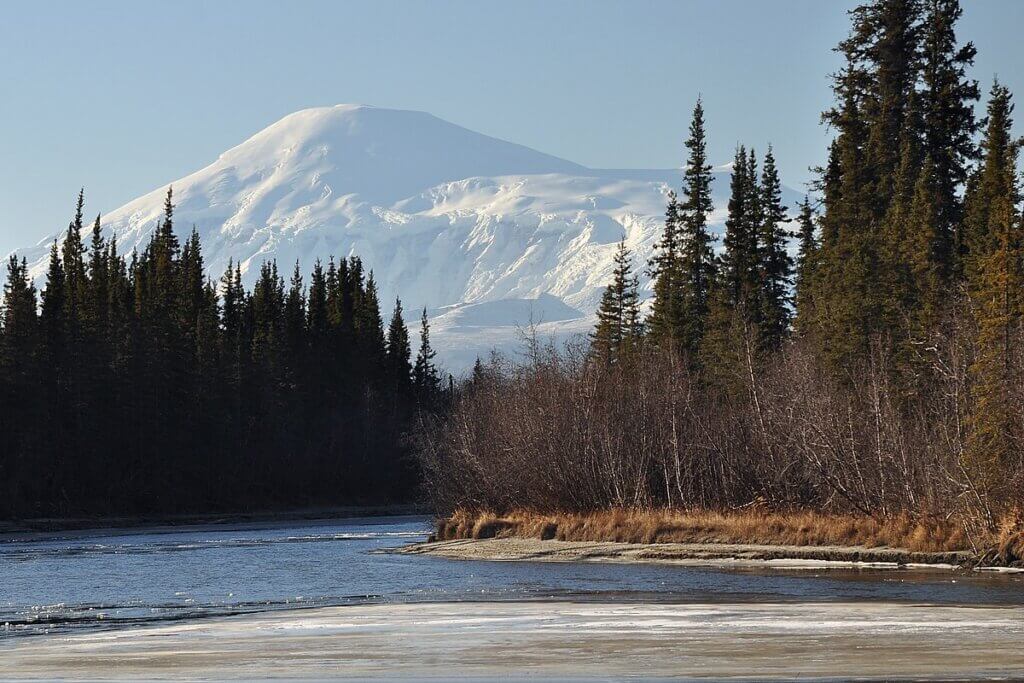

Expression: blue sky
xmin=1 ymin=0 xmax=1021 ymax=255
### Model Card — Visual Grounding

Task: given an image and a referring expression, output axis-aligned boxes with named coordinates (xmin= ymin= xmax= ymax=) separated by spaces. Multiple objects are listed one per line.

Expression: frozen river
xmin=3 ymin=515 xmax=1024 ymax=679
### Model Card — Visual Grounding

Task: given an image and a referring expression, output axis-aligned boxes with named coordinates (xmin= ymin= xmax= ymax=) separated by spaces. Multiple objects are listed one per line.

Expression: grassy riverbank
xmin=432 ymin=508 xmax=1024 ymax=566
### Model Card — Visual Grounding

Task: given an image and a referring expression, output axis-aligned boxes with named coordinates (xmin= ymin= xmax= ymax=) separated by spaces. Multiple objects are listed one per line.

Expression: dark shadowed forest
xmin=0 ymin=190 xmax=444 ymax=517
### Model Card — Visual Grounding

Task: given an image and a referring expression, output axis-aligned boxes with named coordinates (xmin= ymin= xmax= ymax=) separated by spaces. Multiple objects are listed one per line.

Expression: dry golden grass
xmin=436 ymin=507 xmax=986 ymax=554
xmin=995 ymin=509 xmax=1024 ymax=564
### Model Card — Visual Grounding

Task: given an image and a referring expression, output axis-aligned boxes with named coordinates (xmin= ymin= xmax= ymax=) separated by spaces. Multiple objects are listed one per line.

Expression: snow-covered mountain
xmin=14 ymin=104 xmax=801 ymax=372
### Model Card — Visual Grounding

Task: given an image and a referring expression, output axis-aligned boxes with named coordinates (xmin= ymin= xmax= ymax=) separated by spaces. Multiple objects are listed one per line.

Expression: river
xmin=3 ymin=515 xmax=1024 ymax=679
xmin=3 ymin=514 xmax=1023 ymax=637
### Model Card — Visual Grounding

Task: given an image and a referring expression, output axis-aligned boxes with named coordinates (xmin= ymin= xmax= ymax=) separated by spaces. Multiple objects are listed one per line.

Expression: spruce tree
xmin=815 ymin=57 xmax=881 ymax=365
xmin=591 ymin=240 xmax=643 ymax=363
xmin=470 ymin=357 xmax=487 ymax=386
xmin=812 ymin=0 xmax=931 ymax=366
xmin=920 ymin=0 xmax=979 ymax=275
xmin=62 ymin=190 xmax=87 ymax=317
xmin=674 ymin=97 xmax=717 ymax=358
xmin=646 ymin=191 xmax=683 ymax=349
xmin=793 ymin=197 xmax=819 ymax=336
xmin=745 ymin=148 xmax=763 ymax=261
xmin=720 ymin=147 xmax=756 ymax=305
xmin=386 ymin=298 xmax=412 ymax=389
xmin=857 ymin=0 xmax=922 ymax=218
xmin=284 ymin=261 xmax=306 ymax=359
xmin=41 ymin=241 xmax=67 ymax=354
xmin=413 ymin=307 xmax=441 ymax=400
xmin=904 ymin=155 xmax=946 ymax=328
xmin=0 ymin=256 xmax=41 ymax=515
xmin=252 ymin=260 xmax=285 ymax=377
xmin=965 ymin=81 xmax=1017 ymax=278
xmin=306 ymin=259 xmax=329 ymax=343
xmin=86 ymin=215 xmax=108 ymax=329
xmin=221 ymin=259 xmax=247 ymax=392
xmin=355 ymin=272 xmax=387 ymax=381
xmin=1 ymin=257 xmax=39 ymax=360
xmin=701 ymin=148 xmax=763 ymax=388
xmin=326 ymin=258 xmax=342 ymax=329
xmin=964 ymin=82 xmax=1021 ymax=494
xmin=878 ymin=93 xmax=925 ymax=330
xmin=757 ymin=146 xmax=793 ymax=350
xmin=0 ymin=257 xmax=40 ymax=368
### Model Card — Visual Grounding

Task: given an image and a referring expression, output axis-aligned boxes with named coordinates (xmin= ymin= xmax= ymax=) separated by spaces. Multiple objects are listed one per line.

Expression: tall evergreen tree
xmin=1 ymin=257 xmax=39 ymax=361
xmin=356 ymin=272 xmax=386 ymax=381
xmin=857 ymin=0 xmax=922 ymax=217
xmin=40 ymin=241 xmax=67 ymax=359
xmin=964 ymin=81 xmax=1017 ymax=278
xmin=386 ymin=298 xmax=412 ymax=388
xmin=920 ymin=0 xmax=979 ymax=274
xmin=252 ymin=260 xmax=285 ymax=376
xmin=86 ymin=215 xmax=108 ymax=329
xmin=283 ymin=261 xmax=306 ymax=360
xmin=62 ymin=190 xmax=87 ymax=319
xmin=220 ymin=259 xmax=247 ymax=394
xmin=720 ymin=147 xmax=758 ymax=305
xmin=964 ymin=82 xmax=1022 ymax=493
xmin=591 ymin=240 xmax=643 ymax=363
xmin=903 ymin=155 xmax=947 ymax=328
xmin=793 ymin=197 xmax=819 ymax=337
xmin=674 ymin=97 xmax=718 ymax=358
xmin=646 ymin=191 xmax=684 ymax=349
xmin=701 ymin=148 xmax=765 ymax=388
xmin=0 ymin=256 xmax=41 ymax=515
xmin=757 ymin=146 xmax=793 ymax=350
xmin=814 ymin=29 xmax=890 ymax=364
xmin=413 ymin=307 xmax=441 ymax=399
xmin=306 ymin=259 xmax=329 ymax=344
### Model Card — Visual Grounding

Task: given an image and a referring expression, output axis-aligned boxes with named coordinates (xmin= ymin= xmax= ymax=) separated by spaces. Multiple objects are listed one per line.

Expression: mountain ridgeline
xmin=11 ymin=104 xmax=803 ymax=372
xmin=0 ymin=190 xmax=443 ymax=517
xmin=420 ymin=0 xmax=1024 ymax=549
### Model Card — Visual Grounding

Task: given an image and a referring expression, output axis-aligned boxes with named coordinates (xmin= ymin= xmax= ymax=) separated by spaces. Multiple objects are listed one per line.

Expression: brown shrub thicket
xmin=415 ymin=333 xmax=1024 ymax=553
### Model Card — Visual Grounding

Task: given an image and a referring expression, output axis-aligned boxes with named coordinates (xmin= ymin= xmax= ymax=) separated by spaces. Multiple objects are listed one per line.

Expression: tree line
xmin=419 ymin=0 xmax=1024 ymax=541
xmin=0 ymin=189 xmax=443 ymax=518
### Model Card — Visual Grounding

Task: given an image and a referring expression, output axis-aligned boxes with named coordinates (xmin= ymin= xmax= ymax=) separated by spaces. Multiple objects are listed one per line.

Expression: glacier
xmin=13 ymin=104 xmax=801 ymax=373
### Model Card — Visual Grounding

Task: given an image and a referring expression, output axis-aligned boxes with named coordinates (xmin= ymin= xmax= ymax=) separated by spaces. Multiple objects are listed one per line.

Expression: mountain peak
xmin=14 ymin=106 xmax=801 ymax=370
xmin=205 ymin=103 xmax=586 ymax=208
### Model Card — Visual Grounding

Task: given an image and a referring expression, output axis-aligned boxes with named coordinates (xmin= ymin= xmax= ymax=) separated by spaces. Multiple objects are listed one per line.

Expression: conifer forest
xmin=0 ymin=189 xmax=442 ymax=517
xmin=2 ymin=0 xmax=1022 ymax=547
xmin=418 ymin=0 xmax=1024 ymax=546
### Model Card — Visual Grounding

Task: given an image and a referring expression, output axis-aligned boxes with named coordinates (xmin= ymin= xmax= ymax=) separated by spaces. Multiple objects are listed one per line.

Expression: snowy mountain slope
xmin=14 ymin=104 xmax=802 ymax=372
xmin=428 ymin=294 xmax=594 ymax=371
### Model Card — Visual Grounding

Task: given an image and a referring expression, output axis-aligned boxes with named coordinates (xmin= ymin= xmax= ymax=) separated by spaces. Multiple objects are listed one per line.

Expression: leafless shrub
xmin=416 ymin=323 xmax=1024 ymax=549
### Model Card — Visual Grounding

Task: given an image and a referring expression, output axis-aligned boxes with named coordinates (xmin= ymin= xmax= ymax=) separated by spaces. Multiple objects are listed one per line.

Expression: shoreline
xmin=0 ymin=504 xmax=429 ymax=542
xmin=398 ymin=537 xmax=989 ymax=570
xmin=427 ymin=508 xmax=1024 ymax=568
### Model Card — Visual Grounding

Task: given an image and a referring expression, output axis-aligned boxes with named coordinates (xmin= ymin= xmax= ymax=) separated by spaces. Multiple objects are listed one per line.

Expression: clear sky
xmin=1 ymin=0 xmax=1021 ymax=256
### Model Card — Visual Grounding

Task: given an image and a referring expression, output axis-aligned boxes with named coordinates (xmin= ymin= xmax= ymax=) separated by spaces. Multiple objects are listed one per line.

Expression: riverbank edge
xmin=419 ymin=508 xmax=1024 ymax=568
xmin=0 ymin=504 xmax=429 ymax=540
xmin=408 ymin=508 xmax=1024 ymax=569
xmin=397 ymin=536 xmax=982 ymax=569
